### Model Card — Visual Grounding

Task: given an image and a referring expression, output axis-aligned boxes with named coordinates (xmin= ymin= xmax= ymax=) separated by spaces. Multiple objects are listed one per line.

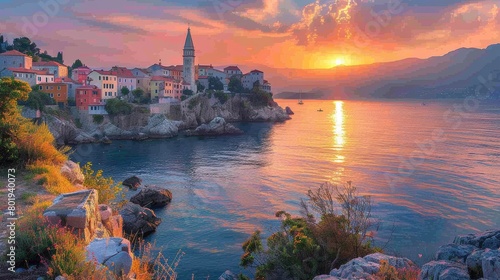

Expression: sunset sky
xmin=1 ymin=0 xmax=499 ymax=69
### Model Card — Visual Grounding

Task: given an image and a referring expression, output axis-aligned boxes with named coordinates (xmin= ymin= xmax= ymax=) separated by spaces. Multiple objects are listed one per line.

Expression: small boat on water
xmin=298 ymin=99 xmax=304 ymax=105
xmin=317 ymin=108 xmax=323 ymax=112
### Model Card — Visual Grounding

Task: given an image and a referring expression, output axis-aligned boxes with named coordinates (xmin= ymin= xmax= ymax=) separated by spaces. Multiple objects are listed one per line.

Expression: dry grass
xmin=375 ymin=259 xmax=421 ymax=280
xmin=27 ymin=162 xmax=79 ymax=195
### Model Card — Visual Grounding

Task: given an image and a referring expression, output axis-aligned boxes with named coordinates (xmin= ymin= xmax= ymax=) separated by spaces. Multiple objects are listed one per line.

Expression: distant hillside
xmin=258 ymin=44 xmax=500 ymax=99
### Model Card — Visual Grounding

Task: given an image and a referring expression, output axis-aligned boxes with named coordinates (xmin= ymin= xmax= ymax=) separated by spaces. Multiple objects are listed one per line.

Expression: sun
xmin=334 ymin=57 xmax=345 ymax=67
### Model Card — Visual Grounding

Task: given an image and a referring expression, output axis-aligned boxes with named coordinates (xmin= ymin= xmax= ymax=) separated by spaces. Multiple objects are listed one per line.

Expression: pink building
xmin=71 ymin=66 xmax=92 ymax=84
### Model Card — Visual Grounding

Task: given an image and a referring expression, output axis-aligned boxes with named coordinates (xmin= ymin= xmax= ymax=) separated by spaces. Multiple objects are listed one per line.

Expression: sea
xmin=71 ymin=99 xmax=500 ymax=279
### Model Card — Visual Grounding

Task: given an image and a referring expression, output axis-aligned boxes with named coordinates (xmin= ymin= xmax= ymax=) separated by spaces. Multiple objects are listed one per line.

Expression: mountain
xmin=269 ymin=43 xmax=500 ymax=99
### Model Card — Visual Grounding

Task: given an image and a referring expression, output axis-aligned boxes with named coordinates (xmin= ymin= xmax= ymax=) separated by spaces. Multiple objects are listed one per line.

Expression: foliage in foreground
xmin=240 ymin=182 xmax=379 ymax=280
xmin=82 ymin=162 xmax=125 ymax=206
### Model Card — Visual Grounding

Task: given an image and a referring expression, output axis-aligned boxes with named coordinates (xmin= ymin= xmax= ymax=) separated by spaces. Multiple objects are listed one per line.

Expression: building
xmin=87 ymin=70 xmax=118 ymax=100
xmin=150 ymin=76 xmax=167 ymax=100
xmin=55 ymin=77 xmax=81 ymax=100
xmin=262 ymin=80 xmax=272 ymax=93
xmin=76 ymin=85 xmax=103 ymax=111
xmin=71 ymin=66 xmax=92 ymax=84
xmin=198 ymin=64 xmax=213 ymax=77
xmin=224 ymin=66 xmax=242 ymax=78
xmin=32 ymin=61 xmax=68 ymax=78
xmin=166 ymin=65 xmax=183 ymax=81
xmin=131 ymin=68 xmax=152 ymax=94
xmin=112 ymin=66 xmax=137 ymax=93
xmin=242 ymin=69 xmax=264 ymax=90
xmin=38 ymin=82 xmax=68 ymax=106
xmin=182 ymin=27 xmax=197 ymax=93
xmin=197 ymin=76 xmax=209 ymax=92
xmin=0 ymin=50 xmax=33 ymax=70
xmin=147 ymin=63 xmax=171 ymax=77
xmin=0 ymin=67 xmax=54 ymax=85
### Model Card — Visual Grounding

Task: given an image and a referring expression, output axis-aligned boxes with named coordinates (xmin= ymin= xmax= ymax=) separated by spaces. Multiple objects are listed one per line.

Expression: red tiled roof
xmin=77 ymin=85 xmax=100 ymax=90
xmin=151 ymin=76 xmax=176 ymax=82
xmin=165 ymin=65 xmax=184 ymax=72
xmin=92 ymin=70 xmax=117 ymax=76
xmin=73 ymin=66 xmax=91 ymax=70
xmin=7 ymin=67 xmax=51 ymax=75
xmin=198 ymin=75 xmax=208 ymax=79
xmin=250 ymin=69 xmax=263 ymax=73
xmin=55 ymin=77 xmax=81 ymax=84
xmin=198 ymin=64 xmax=213 ymax=69
xmin=224 ymin=66 xmax=241 ymax=71
xmin=111 ymin=67 xmax=135 ymax=78
xmin=37 ymin=82 xmax=67 ymax=86
xmin=33 ymin=61 xmax=66 ymax=67
xmin=0 ymin=50 xmax=27 ymax=57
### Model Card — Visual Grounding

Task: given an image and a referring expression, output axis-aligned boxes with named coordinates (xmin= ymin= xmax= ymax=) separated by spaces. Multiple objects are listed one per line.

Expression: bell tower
xmin=183 ymin=27 xmax=197 ymax=93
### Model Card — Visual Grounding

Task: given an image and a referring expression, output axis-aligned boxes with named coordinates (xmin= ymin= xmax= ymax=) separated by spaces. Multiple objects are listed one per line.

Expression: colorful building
xmin=112 ymin=66 xmax=137 ymax=93
xmin=224 ymin=66 xmax=242 ymax=78
xmin=0 ymin=67 xmax=54 ymax=85
xmin=131 ymin=68 xmax=151 ymax=94
xmin=71 ymin=66 xmax=92 ymax=84
xmin=55 ymin=77 xmax=82 ymax=100
xmin=0 ymin=50 xmax=32 ymax=70
xmin=76 ymin=85 xmax=103 ymax=111
xmin=87 ymin=70 xmax=118 ymax=99
xmin=38 ymin=83 xmax=68 ymax=106
xmin=32 ymin=61 xmax=68 ymax=78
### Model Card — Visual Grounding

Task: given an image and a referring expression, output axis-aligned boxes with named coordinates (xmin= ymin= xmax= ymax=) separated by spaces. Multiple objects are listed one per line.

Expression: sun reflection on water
xmin=333 ymin=101 xmax=345 ymax=148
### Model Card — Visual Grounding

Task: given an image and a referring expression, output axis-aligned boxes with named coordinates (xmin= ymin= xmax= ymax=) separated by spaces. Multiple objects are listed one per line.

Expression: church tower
xmin=183 ymin=27 xmax=197 ymax=93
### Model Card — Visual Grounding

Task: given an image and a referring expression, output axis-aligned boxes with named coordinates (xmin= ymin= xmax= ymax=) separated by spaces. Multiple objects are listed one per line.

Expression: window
xmin=50 ymin=94 xmax=54 ymax=98
xmin=99 ymin=76 xmax=101 ymax=80
xmin=58 ymin=86 xmax=61 ymax=90
xmin=39 ymin=86 xmax=42 ymax=90
xmin=46 ymin=86 xmax=49 ymax=90
xmin=57 ymin=94 xmax=61 ymax=97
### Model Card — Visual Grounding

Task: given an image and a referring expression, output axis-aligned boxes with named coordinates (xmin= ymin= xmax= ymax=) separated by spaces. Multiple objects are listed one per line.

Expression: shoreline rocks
xmin=185 ymin=117 xmax=243 ymax=137
xmin=122 ymin=176 xmax=142 ymax=190
xmin=119 ymin=202 xmax=162 ymax=237
xmin=86 ymin=237 xmax=133 ymax=277
xmin=130 ymin=185 xmax=173 ymax=208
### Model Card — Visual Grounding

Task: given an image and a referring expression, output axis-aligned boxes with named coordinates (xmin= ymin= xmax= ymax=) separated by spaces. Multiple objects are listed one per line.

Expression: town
xmin=0 ymin=28 xmax=272 ymax=115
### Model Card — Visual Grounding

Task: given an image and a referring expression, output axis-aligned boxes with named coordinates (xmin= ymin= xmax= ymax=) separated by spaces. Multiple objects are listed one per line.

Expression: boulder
xmin=481 ymin=249 xmax=500 ymax=280
xmin=130 ymin=185 xmax=172 ymax=208
xmin=119 ymin=202 xmax=161 ymax=237
xmin=143 ymin=114 xmax=180 ymax=138
xmin=454 ymin=230 xmax=500 ymax=250
xmin=86 ymin=237 xmax=133 ymax=277
xmin=420 ymin=260 xmax=470 ymax=280
xmin=122 ymin=176 xmax=142 ymax=190
xmin=60 ymin=160 xmax=84 ymax=185
xmin=285 ymin=106 xmax=294 ymax=115
xmin=186 ymin=117 xmax=243 ymax=136
xmin=101 ymin=136 xmax=112 ymax=144
xmin=43 ymin=189 xmax=100 ymax=243
xmin=435 ymin=244 xmax=476 ymax=263
xmin=218 ymin=270 xmax=237 ymax=280
xmin=329 ymin=253 xmax=415 ymax=280
xmin=99 ymin=204 xmax=123 ymax=237
xmin=466 ymin=249 xmax=486 ymax=278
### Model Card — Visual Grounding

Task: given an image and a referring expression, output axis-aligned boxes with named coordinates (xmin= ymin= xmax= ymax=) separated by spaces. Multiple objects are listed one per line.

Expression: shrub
xmin=375 ymin=260 xmax=420 ymax=280
xmin=24 ymin=90 xmax=55 ymax=111
xmin=240 ymin=182 xmax=379 ymax=280
xmin=92 ymin=114 xmax=104 ymax=124
xmin=188 ymin=97 xmax=199 ymax=109
xmin=29 ymin=162 xmax=78 ymax=194
xmin=214 ymin=90 xmax=229 ymax=104
xmin=250 ymin=89 xmax=273 ymax=107
xmin=105 ymin=98 xmax=132 ymax=115
xmin=82 ymin=162 xmax=124 ymax=206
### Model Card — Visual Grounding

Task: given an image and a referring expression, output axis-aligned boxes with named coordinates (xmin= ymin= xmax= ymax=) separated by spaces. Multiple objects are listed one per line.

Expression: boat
xmin=317 ymin=108 xmax=323 ymax=112
xmin=298 ymin=92 xmax=304 ymax=105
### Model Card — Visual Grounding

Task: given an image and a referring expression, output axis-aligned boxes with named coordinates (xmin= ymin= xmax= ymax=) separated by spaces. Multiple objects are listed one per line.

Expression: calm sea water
xmin=72 ymin=99 xmax=500 ymax=278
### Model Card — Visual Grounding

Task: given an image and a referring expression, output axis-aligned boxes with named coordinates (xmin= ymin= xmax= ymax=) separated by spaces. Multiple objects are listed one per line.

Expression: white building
xmin=32 ymin=61 xmax=68 ymax=78
xmin=224 ymin=66 xmax=242 ymax=78
xmin=242 ymin=69 xmax=264 ymax=90
xmin=147 ymin=64 xmax=171 ymax=77
xmin=87 ymin=70 xmax=118 ymax=99
xmin=0 ymin=50 xmax=32 ymax=70
xmin=0 ymin=67 xmax=54 ymax=86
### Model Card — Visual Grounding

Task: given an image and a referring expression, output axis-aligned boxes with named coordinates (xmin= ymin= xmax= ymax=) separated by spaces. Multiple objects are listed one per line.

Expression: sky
xmin=0 ymin=0 xmax=499 ymax=69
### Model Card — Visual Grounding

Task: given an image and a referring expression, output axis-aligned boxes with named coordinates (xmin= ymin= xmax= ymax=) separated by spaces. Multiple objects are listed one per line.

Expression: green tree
xmin=24 ymin=90 xmax=55 ymax=111
xmin=208 ymin=76 xmax=224 ymax=91
xmin=0 ymin=78 xmax=31 ymax=164
xmin=196 ymin=81 xmax=205 ymax=92
xmin=182 ymin=89 xmax=194 ymax=96
xmin=228 ymin=76 xmax=244 ymax=93
xmin=105 ymin=98 xmax=132 ymax=115
xmin=71 ymin=59 xmax=83 ymax=69
xmin=132 ymin=88 xmax=144 ymax=102
xmin=121 ymin=86 xmax=130 ymax=96
xmin=13 ymin=37 xmax=40 ymax=57
xmin=56 ymin=51 xmax=63 ymax=64
xmin=240 ymin=182 xmax=378 ymax=280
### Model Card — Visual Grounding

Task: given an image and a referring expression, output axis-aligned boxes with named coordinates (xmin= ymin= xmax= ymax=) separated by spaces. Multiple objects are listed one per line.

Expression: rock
xmin=99 ymin=204 xmax=113 ymax=222
xmin=218 ymin=270 xmax=237 ymax=280
xmin=86 ymin=237 xmax=133 ymax=277
xmin=313 ymin=276 xmax=341 ymax=280
xmin=186 ymin=117 xmax=243 ymax=136
xmin=329 ymin=253 xmax=415 ymax=280
xmin=55 ymin=276 xmax=67 ymax=280
xmin=60 ymin=160 xmax=84 ymax=185
xmin=119 ymin=202 xmax=161 ymax=237
xmin=37 ymin=277 xmax=44 ymax=280
xmin=244 ymin=105 xmax=291 ymax=122
xmin=481 ymin=249 xmax=500 ymax=280
xmin=122 ymin=176 xmax=142 ymax=190
xmin=454 ymin=230 xmax=500 ymax=250
xmin=130 ymin=185 xmax=172 ymax=208
xmin=436 ymin=244 xmax=476 ymax=263
xmin=101 ymin=136 xmax=112 ymax=144
xmin=466 ymin=249 xmax=486 ymax=278
xmin=43 ymin=189 xmax=100 ymax=243
xmin=420 ymin=260 xmax=470 ymax=280
xmin=143 ymin=114 xmax=180 ymax=138
xmin=285 ymin=106 xmax=294 ymax=115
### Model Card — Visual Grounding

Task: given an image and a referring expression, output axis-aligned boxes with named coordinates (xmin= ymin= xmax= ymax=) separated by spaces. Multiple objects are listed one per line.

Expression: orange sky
xmin=0 ymin=0 xmax=499 ymax=69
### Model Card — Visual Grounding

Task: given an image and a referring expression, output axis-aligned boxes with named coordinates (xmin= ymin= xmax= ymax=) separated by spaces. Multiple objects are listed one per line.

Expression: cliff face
xmin=45 ymin=95 xmax=290 ymax=144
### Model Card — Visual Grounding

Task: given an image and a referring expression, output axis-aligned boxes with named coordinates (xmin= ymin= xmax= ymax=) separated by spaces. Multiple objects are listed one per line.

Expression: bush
xmin=188 ymin=96 xmax=199 ymax=109
xmin=28 ymin=162 xmax=77 ymax=194
xmin=376 ymin=259 xmax=420 ymax=280
xmin=250 ymin=89 xmax=273 ymax=107
xmin=92 ymin=114 xmax=104 ymax=124
xmin=74 ymin=118 xmax=83 ymax=129
xmin=67 ymin=97 xmax=76 ymax=106
xmin=105 ymin=98 xmax=132 ymax=115
xmin=240 ymin=182 xmax=379 ymax=280
xmin=82 ymin=162 xmax=124 ymax=206
xmin=214 ymin=90 xmax=229 ymax=104
xmin=24 ymin=90 xmax=55 ymax=111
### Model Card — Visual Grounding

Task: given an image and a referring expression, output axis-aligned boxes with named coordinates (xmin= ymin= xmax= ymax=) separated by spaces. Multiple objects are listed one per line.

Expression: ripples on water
xmin=72 ymin=99 xmax=500 ymax=278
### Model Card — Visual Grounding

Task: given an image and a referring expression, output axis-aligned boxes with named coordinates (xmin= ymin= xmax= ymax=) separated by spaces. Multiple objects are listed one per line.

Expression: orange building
xmin=38 ymin=83 xmax=69 ymax=106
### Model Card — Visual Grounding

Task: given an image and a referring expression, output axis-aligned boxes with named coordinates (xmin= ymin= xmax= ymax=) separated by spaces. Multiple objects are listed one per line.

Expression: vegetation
xmin=208 ymin=76 xmax=224 ymax=91
xmin=132 ymin=88 xmax=145 ymax=103
xmin=82 ymin=162 xmax=124 ymax=206
xmin=23 ymin=89 xmax=56 ymax=111
xmin=196 ymin=80 xmax=205 ymax=92
xmin=105 ymin=98 xmax=132 ymax=115
xmin=228 ymin=76 xmax=244 ymax=93
xmin=375 ymin=260 xmax=420 ymax=280
xmin=250 ymin=88 xmax=273 ymax=107
xmin=214 ymin=90 xmax=229 ymax=104
xmin=92 ymin=114 xmax=104 ymax=124
xmin=183 ymin=89 xmax=194 ymax=97
xmin=121 ymin=86 xmax=130 ymax=97
xmin=71 ymin=59 xmax=83 ymax=69
xmin=240 ymin=182 xmax=379 ymax=280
